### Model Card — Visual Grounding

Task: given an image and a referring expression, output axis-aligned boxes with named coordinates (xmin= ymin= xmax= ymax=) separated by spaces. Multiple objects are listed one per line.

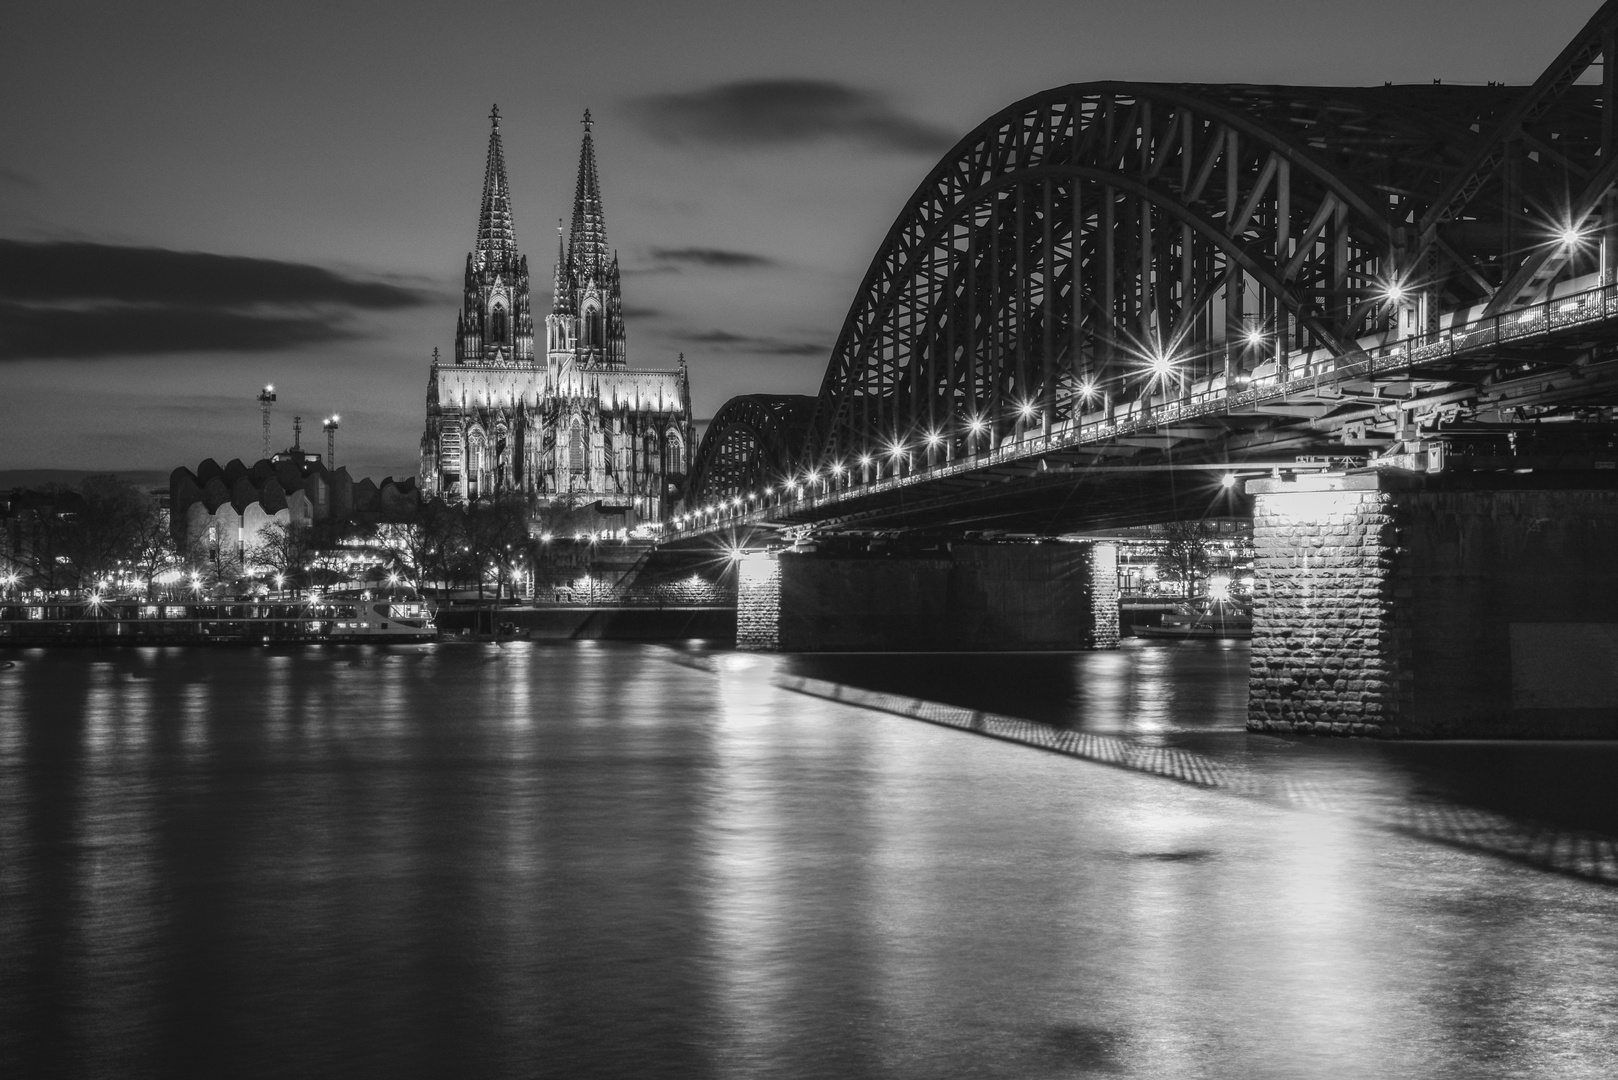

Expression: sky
xmin=0 ymin=0 xmax=1603 ymax=482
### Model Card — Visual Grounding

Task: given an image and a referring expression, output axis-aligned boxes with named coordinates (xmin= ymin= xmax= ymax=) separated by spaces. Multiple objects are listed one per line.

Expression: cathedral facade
xmin=419 ymin=108 xmax=694 ymax=528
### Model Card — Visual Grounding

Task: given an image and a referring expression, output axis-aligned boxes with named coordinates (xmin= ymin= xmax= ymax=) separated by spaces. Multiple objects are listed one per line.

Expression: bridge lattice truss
xmin=689 ymin=0 xmax=1618 ymax=508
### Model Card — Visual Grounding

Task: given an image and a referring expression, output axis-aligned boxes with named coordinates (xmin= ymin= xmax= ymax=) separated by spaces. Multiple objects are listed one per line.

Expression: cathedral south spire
xmin=549 ymin=111 xmax=626 ymax=370
xmin=567 ymin=110 xmax=610 ymax=278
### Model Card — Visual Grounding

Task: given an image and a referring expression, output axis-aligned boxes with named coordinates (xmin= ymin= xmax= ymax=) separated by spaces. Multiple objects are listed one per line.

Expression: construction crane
xmin=257 ymin=384 xmax=276 ymax=461
xmin=323 ymin=415 xmax=340 ymax=469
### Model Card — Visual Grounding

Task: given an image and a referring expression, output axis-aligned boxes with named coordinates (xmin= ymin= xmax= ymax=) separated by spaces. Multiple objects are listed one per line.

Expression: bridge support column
xmin=1248 ymin=472 xmax=1618 ymax=738
xmin=735 ymin=542 xmax=1118 ymax=652
xmin=737 ymin=551 xmax=782 ymax=651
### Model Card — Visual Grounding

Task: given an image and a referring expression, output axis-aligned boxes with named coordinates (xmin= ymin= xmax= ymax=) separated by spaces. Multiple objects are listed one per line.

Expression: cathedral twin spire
xmin=476 ymin=105 xmax=517 ymax=271
xmin=453 ymin=105 xmax=624 ymax=370
xmin=567 ymin=110 xmax=610 ymax=280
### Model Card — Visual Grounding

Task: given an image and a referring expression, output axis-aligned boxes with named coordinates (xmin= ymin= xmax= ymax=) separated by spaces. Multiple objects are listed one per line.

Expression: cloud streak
xmin=0 ymin=301 xmax=356 ymax=360
xmin=648 ymin=246 xmax=778 ymax=269
xmin=0 ymin=240 xmax=430 ymax=361
xmin=676 ymin=327 xmax=825 ymax=357
xmin=0 ymin=240 xmax=426 ymax=308
xmin=629 ymin=79 xmax=956 ymax=155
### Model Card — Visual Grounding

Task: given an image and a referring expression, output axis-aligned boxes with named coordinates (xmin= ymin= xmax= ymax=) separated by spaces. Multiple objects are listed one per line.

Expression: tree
xmin=377 ymin=500 xmax=463 ymax=593
xmin=248 ymin=521 xmax=315 ymax=591
xmin=127 ymin=495 xmax=180 ymax=598
xmin=1157 ymin=520 xmax=1215 ymax=598
xmin=6 ymin=488 xmax=76 ymax=592
xmin=61 ymin=475 xmax=150 ymax=591
xmin=463 ymin=495 xmax=531 ymax=601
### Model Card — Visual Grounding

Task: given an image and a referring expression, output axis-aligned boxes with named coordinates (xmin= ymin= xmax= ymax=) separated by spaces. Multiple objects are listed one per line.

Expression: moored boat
xmin=0 ymin=596 xmax=437 ymax=646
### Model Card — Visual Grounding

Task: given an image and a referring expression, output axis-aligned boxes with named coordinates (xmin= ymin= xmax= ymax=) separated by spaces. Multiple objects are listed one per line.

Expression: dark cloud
xmin=0 ymin=239 xmax=426 ymax=308
xmin=0 ymin=240 xmax=429 ymax=360
xmin=0 ymin=301 xmax=355 ymax=360
xmin=628 ymin=79 xmax=956 ymax=154
xmin=648 ymin=247 xmax=778 ymax=269
xmin=620 ymin=304 xmax=665 ymax=319
xmin=677 ymin=328 xmax=825 ymax=357
xmin=0 ymin=168 xmax=36 ymax=190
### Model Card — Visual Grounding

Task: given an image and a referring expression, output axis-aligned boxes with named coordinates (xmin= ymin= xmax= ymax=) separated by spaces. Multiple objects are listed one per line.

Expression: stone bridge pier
xmin=1248 ymin=472 xmax=1618 ymax=738
xmin=737 ymin=541 xmax=1119 ymax=652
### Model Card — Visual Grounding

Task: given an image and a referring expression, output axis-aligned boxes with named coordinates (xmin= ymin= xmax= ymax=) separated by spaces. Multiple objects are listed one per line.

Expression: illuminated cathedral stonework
xmin=419 ymin=108 xmax=694 ymax=526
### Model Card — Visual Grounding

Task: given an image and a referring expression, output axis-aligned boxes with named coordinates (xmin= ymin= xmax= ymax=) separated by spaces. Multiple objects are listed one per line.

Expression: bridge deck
xmin=669 ymin=275 xmax=1618 ymax=541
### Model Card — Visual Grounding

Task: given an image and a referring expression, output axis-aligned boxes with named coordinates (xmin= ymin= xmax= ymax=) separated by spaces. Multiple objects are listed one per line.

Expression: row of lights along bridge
xmin=668 ymin=220 xmax=1602 ymax=534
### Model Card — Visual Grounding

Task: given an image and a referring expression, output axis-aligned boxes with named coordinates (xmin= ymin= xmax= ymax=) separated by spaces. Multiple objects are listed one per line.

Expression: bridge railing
xmin=668 ymin=279 xmax=1618 ymax=539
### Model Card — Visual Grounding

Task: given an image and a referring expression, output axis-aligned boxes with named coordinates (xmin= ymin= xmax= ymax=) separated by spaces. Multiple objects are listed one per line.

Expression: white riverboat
xmin=0 ymin=595 xmax=438 ymax=645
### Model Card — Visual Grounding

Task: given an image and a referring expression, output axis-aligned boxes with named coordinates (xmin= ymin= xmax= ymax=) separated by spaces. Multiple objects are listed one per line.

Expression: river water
xmin=2 ymin=642 xmax=1615 ymax=1079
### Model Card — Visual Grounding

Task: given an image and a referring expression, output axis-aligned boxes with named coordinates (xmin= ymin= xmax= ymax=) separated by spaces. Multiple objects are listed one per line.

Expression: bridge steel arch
xmin=686 ymin=394 xmax=815 ymax=506
xmin=803 ymin=82 xmax=1531 ymax=473
xmin=688 ymin=1 xmax=1618 ymax=509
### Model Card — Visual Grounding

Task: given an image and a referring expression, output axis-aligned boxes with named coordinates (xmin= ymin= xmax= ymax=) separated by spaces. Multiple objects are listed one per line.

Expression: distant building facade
xmin=418 ymin=108 xmax=694 ymax=527
xmin=170 ymin=447 xmax=417 ymax=564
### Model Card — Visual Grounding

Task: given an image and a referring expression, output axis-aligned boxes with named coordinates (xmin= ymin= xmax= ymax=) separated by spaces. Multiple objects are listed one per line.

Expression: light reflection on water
xmin=0 ymin=643 xmax=1614 ymax=1079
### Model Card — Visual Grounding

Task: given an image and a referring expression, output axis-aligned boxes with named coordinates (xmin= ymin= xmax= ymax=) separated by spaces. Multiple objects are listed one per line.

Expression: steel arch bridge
xmin=685 ymin=0 xmax=1618 ymax=521
xmin=686 ymin=394 xmax=816 ymax=507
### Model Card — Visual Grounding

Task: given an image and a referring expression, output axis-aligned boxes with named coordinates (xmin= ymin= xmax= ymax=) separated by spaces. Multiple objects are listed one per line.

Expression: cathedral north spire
xmin=456 ymin=106 xmax=533 ymax=366
xmin=476 ymin=104 xmax=517 ymax=270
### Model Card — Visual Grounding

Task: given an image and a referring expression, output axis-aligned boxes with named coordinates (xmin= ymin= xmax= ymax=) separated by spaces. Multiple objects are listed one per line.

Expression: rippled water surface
xmin=2 ymin=643 xmax=1615 ymax=1079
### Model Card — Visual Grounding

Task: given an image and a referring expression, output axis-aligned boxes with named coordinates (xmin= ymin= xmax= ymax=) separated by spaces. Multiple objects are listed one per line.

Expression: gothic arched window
xmin=569 ymin=422 xmax=585 ymax=478
xmin=467 ymin=431 xmax=487 ymax=498
xmin=666 ymin=432 xmax=684 ymax=474
xmin=491 ymin=305 xmax=507 ymax=345
xmin=581 ymin=304 xmax=599 ymax=348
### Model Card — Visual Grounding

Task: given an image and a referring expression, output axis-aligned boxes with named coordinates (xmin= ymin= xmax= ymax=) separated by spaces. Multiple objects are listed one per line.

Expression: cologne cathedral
xmin=419 ymin=107 xmax=694 ymax=527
